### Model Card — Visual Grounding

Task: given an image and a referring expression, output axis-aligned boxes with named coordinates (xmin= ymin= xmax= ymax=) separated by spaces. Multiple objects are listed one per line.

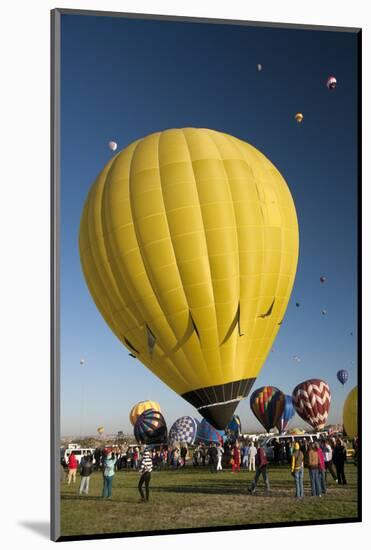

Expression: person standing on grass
xmin=180 ymin=445 xmax=187 ymax=467
xmin=102 ymin=451 xmax=117 ymax=499
xmin=285 ymin=440 xmax=292 ymax=465
xmin=242 ymin=442 xmax=250 ymax=469
xmin=208 ymin=443 xmax=218 ymax=473
xmin=308 ymin=443 xmax=322 ymax=497
xmin=333 ymin=439 xmax=347 ymax=485
xmin=216 ymin=443 xmax=224 ymax=471
xmin=79 ymin=452 xmax=93 ymax=496
xmin=248 ymin=443 xmax=270 ymax=494
xmin=67 ymin=451 xmax=78 ymax=485
xmin=232 ymin=443 xmax=241 ymax=473
xmin=315 ymin=442 xmax=326 ymax=495
xmin=248 ymin=442 xmax=257 ymax=471
xmin=138 ymin=448 xmax=153 ymax=502
xmin=321 ymin=439 xmax=338 ymax=482
xmin=291 ymin=442 xmax=304 ymax=498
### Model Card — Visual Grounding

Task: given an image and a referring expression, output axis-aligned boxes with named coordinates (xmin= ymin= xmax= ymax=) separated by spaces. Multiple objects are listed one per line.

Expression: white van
xmin=260 ymin=432 xmax=328 ymax=461
xmin=61 ymin=447 xmax=95 ymax=467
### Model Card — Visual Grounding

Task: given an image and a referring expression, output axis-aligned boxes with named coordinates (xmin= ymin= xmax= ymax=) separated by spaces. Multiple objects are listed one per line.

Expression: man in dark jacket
xmin=333 ymin=439 xmax=347 ymax=484
xmin=208 ymin=444 xmax=218 ymax=473
xmin=248 ymin=443 xmax=270 ymax=494
xmin=79 ymin=452 xmax=94 ymax=495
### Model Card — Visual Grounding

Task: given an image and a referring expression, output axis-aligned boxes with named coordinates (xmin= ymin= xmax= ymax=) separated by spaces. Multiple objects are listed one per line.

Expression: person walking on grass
xmin=216 ymin=443 xmax=224 ymax=471
xmin=316 ymin=442 xmax=326 ymax=495
xmin=102 ymin=451 xmax=117 ymax=499
xmin=248 ymin=442 xmax=257 ymax=471
xmin=232 ymin=443 xmax=241 ymax=473
xmin=248 ymin=443 xmax=270 ymax=495
xmin=241 ymin=442 xmax=250 ymax=469
xmin=308 ymin=443 xmax=322 ymax=497
xmin=138 ymin=448 xmax=153 ymax=502
xmin=333 ymin=439 xmax=347 ymax=485
xmin=67 ymin=451 xmax=78 ymax=485
xmin=79 ymin=452 xmax=93 ymax=496
xmin=291 ymin=442 xmax=304 ymax=498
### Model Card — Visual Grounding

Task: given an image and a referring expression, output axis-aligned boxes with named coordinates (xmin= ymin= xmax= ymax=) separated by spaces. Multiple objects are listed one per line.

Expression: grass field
xmin=60 ymin=464 xmax=359 ymax=537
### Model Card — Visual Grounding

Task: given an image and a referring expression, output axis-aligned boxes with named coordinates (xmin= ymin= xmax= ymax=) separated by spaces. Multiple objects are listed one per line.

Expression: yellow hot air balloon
xmin=343 ymin=386 xmax=357 ymax=437
xmin=97 ymin=426 xmax=104 ymax=435
xmin=295 ymin=113 xmax=304 ymax=123
xmin=129 ymin=400 xmax=161 ymax=426
xmin=79 ymin=128 xmax=299 ymax=428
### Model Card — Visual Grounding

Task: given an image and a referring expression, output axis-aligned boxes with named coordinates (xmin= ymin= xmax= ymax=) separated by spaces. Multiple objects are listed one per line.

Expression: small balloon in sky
xmin=295 ymin=112 xmax=304 ymax=123
xmin=108 ymin=140 xmax=118 ymax=151
xmin=326 ymin=75 xmax=337 ymax=90
xmin=321 ymin=309 xmax=327 ymax=316
xmin=293 ymin=355 xmax=301 ymax=363
xmin=80 ymin=358 xmax=85 ymax=365
xmin=320 ymin=276 xmax=326 ymax=283
xmin=295 ymin=302 xmax=300 ymax=308
xmin=257 ymin=63 xmax=262 ymax=72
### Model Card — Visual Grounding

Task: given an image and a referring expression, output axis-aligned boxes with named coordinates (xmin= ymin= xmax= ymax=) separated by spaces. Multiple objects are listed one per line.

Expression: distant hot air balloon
xmin=134 ymin=409 xmax=167 ymax=444
xmin=168 ymin=416 xmax=199 ymax=445
xmin=197 ymin=418 xmax=225 ymax=445
xmin=293 ymin=355 xmax=301 ymax=363
xmin=225 ymin=414 xmax=242 ymax=442
xmin=321 ymin=309 xmax=327 ymax=316
xmin=276 ymin=395 xmax=295 ymax=433
xmin=108 ymin=140 xmax=118 ymax=151
xmin=343 ymin=386 xmax=357 ymax=437
xmin=292 ymin=379 xmax=331 ymax=431
xmin=79 ymin=128 xmax=299 ymax=429
xmin=97 ymin=426 xmax=104 ymax=435
xmin=337 ymin=369 xmax=349 ymax=385
xmin=295 ymin=302 xmax=300 ymax=308
xmin=295 ymin=113 xmax=304 ymax=123
xmin=326 ymin=76 xmax=337 ymax=89
xmin=129 ymin=401 xmax=161 ymax=426
xmin=79 ymin=358 xmax=85 ymax=365
xmin=257 ymin=63 xmax=262 ymax=72
xmin=250 ymin=386 xmax=286 ymax=432
xmin=320 ymin=276 xmax=326 ymax=283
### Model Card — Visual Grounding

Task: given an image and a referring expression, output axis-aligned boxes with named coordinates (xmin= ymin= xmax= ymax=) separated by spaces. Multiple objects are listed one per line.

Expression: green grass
xmin=60 ymin=464 xmax=359 ymax=537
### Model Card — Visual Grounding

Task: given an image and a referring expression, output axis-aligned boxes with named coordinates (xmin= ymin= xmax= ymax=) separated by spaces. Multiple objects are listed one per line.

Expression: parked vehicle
xmin=61 ymin=447 xmax=95 ymax=467
xmin=260 ymin=432 xmax=328 ymax=461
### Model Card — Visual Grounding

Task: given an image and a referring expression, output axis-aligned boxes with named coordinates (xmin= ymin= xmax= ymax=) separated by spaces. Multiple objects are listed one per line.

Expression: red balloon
xmin=292 ymin=379 xmax=331 ymax=430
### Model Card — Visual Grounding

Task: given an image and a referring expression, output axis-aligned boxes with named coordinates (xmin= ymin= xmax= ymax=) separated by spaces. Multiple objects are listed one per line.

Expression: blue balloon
xmin=197 ymin=419 xmax=226 ymax=444
xmin=337 ymin=369 xmax=349 ymax=385
xmin=168 ymin=416 xmax=200 ymax=445
xmin=276 ymin=395 xmax=295 ymax=433
xmin=134 ymin=409 xmax=167 ymax=444
xmin=225 ymin=415 xmax=242 ymax=441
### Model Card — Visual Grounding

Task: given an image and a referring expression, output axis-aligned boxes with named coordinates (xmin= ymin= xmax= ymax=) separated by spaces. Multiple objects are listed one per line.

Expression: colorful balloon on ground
xmin=292 ymin=379 xmax=331 ymax=430
xmin=295 ymin=113 xmax=304 ymax=123
xmin=250 ymin=386 xmax=286 ymax=432
xmin=326 ymin=76 xmax=337 ymax=89
xmin=134 ymin=409 xmax=167 ymax=444
xmin=276 ymin=395 xmax=295 ymax=433
xmin=197 ymin=418 xmax=225 ymax=444
xmin=168 ymin=416 xmax=200 ymax=445
xmin=79 ymin=128 xmax=299 ymax=429
xmin=108 ymin=140 xmax=117 ymax=151
xmin=129 ymin=400 xmax=161 ymax=426
xmin=337 ymin=369 xmax=349 ymax=385
xmin=343 ymin=386 xmax=357 ymax=437
xmin=225 ymin=414 xmax=242 ymax=441
xmin=97 ymin=426 xmax=104 ymax=435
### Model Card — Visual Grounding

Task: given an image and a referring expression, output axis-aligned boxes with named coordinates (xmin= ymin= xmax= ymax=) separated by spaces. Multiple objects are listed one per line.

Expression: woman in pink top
xmin=315 ymin=442 xmax=326 ymax=494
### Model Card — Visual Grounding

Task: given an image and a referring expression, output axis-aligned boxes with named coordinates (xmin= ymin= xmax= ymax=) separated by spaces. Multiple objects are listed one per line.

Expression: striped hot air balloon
xmin=134 ymin=409 xmax=167 ymax=444
xmin=197 ymin=418 xmax=225 ymax=445
xmin=250 ymin=386 xmax=286 ymax=432
xmin=275 ymin=395 xmax=295 ymax=434
xmin=292 ymin=379 xmax=331 ymax=431
xmin=168 ymin=416 xmax=200 ymax=445
xmin=337 ymin=369 xmax=349 ymax=385
xmin=129 ymin=400 xmax=161 ymax=426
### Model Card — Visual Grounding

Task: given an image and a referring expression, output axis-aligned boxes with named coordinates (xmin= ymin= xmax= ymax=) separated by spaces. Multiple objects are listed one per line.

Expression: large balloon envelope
xmin=292 ymin=379 xmax=331 ymax=430
xmin=129 ymin=400 xmax=161 ymax=426
xmin=275 ymin=395 xmax=295 ymax=433
xmin=168 ymin=416 xmax=200 ymax=445
xmin=337 ymin=369 xmax=349 ymax=385
xmin=225 ymin=414 xmax=242 ymax=441
xmin=134 ymin=409 xmax=167 ymax=444
xmin=197 ymin=418 xmax=225 ymax=445
xmin=79 ymin=128 xmax=299 ymax=429
xmin=250 ymin=386 xmax=286 ymax=432
xmin=343 ymin=386 xmax=357 ymax=437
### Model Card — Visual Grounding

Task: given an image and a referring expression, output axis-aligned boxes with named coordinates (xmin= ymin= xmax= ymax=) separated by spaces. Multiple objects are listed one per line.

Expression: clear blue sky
xmin=60 ymin=14 xmax=358 ymax=436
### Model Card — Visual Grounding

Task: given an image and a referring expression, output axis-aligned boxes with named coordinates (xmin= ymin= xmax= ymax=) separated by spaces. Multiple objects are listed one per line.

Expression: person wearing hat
xmin=291 ymin=442 xmax=304 ymax=498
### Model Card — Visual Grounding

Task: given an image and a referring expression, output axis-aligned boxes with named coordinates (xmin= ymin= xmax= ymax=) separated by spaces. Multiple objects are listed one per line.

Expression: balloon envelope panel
xmin=79 ymin=128 xmax=299 ymax=429
xmin=134 ymin=409 xmax=167 ymax=444
xmin=343 ymin=386 xmax=357 ymax=437
xmin=197 ymin=418 xmax=226 ymax=444
xmin=250 ymin=386 xmax=285 ymax=431
xmin=168 ymin=416 xmax=200 ymax=445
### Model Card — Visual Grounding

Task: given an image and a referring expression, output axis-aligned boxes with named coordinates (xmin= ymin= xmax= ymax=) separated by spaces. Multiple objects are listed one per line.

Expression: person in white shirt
xmin=248 ymin=442 xmax=257 ymax=471
xmin=216 ymin=443 xmax=224 ymax=471
xmin=321 ymin=439 xmax=338 ymax=482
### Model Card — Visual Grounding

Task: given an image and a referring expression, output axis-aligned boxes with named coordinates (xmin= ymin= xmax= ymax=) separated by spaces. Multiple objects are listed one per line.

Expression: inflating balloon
xmin=79 ymin=128 xmax=299 ymax=429
xmin=337 ymin=369 xmax=349 ymax=385
xmin=276 ymin=395 xmax=295 ymax=433
xmin=326 ymin=76 xmax=337 ymax=89
xmin=197 ymin=418 xmax=225 ymax=444
xmin=292 ymin=379 xmax=331 ymax=431
xmin=250 ymin=386 xmax=285 ymax=432
xmin=225 ymin=414 xmax=242 ymax=442
xmin=129 ymin=401 xmax=161 ymax=426
xmin=134 ymin=409 xmax=167 ymax=444
xmin=168 ymin=416 xmax=199 ymax=445
xmin=295 ymin=113 xmax=304 ymax=123
xmin=343 ymin=386 xmax=357 ymax=437
xmin=108 ymin=141 xmax=118 ymax=151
